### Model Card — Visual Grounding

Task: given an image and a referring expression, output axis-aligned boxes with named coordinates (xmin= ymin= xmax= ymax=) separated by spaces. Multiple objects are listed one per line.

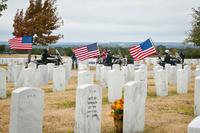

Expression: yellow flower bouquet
xmin=111 ymin=98 xmax=124 ymax=120
xmin=111 ymin=98 xmax=124 ymax=132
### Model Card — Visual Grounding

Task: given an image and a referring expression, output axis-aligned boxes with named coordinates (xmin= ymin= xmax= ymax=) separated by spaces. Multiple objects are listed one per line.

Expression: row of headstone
xmin=145 ymin=57 xmax=200 ymax=65
xmin=3 ymin=62 xmax=72 ymax=93
xmin=154 ymin=65 xmax=190 ymax=96
xmin=0 ymin=58 xmax=28 ymax=65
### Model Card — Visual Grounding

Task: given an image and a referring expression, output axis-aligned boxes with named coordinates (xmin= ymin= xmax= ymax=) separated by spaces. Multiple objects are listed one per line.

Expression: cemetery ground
xmin=0 ymin=54 xmax=196 ymax=133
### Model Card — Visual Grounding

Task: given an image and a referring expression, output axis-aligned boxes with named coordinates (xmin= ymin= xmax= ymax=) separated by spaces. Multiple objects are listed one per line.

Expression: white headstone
xmin=9 ymin=87 xmax=44 ymax=133
xmin=23 ymin=68 xmax=40 ymax=87
xmin=95 ymin=64 xmax=103 ymax=81
xmin=155 ymin=70 xmax=168 ymax=96
xmin=196 ymin=65 xmax=200 ymax=69
xmin=169 ymin=66 xmax=177 ymax=85
xmin=107 ymin=70 xmax=124 ymax=102
xmin=0 ymin=68 xmax=7 ymax=98
xmin=185 ymin=65 xmax=191 ymax=83
xmin=78 ymin=63 xmax=89 ymax=71
xmin=127 ymin=64 xmax=134 ymax=81
xmin=195 ymin=69 xmax=200 ymax=78
xmin=177 ymin=64 xmax=183 ymax=70
xmin=177 ymin=69 xmax=188 ymax=94
xmin=75 ymin=84 xmax=102 ymax=133
xmin=61 ymin=63 xmax=71 ymax=81
xmin=123 ymin=81 xmax=146 ymax=133
xmin=134 ymin=69 xmax=147 ymax=96
xmin=194 ymin=77 xmax=200 ymax=116
xmin=78 ymin=71 xmax=93 ymax=86
xmin=47 ymin=63 xmax=55 ymax=80
xmin=165 ymin=64 xmax=171 ymax=81
xmin=13 ymin=65 xmax=23 ymax=86
xmin=53 ymin=67 xmax=66 ymax=91
xmin=121 ymin=66 xmax=129 ymax=83
xmin=100 ymin=66 xmax=111 ymax=87
xmin=188 ymin=116 xmax=200 ymax=133
xmin=153 ymin=65 xmax=162 ymax=76
xmin=38 ymin=65 xmax=48 ymax=85
xmin=112 ymin=64 xmax=120 ymax=70
xmin=7 ymin=63 xmax=14 ymax=82
xmin=28 ymin=62 xmax=37 ymax=69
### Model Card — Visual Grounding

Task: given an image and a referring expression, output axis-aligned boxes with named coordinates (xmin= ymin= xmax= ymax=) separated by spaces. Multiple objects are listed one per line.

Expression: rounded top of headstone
xmin=12 ymin=87 xmax=42 ymax=93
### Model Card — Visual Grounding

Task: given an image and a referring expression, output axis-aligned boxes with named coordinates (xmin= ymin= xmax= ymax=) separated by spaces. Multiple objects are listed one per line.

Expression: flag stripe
xmin=74 ymin=43 xmax=100 ymax=61
xmin=9 ymin=36 xmax=33 ymax=50
xmin=129 ymin=39 xmax=156 ymax=61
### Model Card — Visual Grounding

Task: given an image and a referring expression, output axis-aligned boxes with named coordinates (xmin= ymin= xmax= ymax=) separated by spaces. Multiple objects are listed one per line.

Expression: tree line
xmin=1 ymin=45 xmax=200 ymax=59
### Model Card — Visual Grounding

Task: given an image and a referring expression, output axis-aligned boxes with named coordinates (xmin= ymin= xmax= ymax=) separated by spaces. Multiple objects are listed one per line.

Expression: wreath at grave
xmin=111 ymin=98 xmax=124 ymax=133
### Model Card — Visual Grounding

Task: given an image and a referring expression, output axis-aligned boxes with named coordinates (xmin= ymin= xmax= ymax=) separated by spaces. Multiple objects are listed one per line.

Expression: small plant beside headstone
xmin=111 ymin=98 xmax=124 ymax=133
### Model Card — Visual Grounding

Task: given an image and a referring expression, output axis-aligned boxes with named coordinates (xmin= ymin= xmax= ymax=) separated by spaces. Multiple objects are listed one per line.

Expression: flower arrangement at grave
xmin=111 ymin=98 xmax=124 ymax=133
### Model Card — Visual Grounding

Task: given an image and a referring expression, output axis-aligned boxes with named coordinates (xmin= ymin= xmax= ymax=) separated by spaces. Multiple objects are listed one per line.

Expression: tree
xmin=13 ymin=0 xmax=63 ymax=45
xmin=185 ymin=7 xmax=200 ymax=46
xmin=0 ymin=0 xmax=7 ymax=16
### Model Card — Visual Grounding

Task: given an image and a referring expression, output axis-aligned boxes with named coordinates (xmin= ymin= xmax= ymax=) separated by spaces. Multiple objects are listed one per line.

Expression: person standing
xmin=101 ymin=49 xmax=107 ymax=64
xmin=71 ymin=51 xmax=78 ymax=69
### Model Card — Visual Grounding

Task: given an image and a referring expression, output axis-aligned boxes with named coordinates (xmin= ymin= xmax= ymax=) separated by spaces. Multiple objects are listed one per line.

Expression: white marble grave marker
xmin=107 ymin=70 xmax=124 ymax=102
xmin=123 ymin=81 xmax=146 ymax=133
xmin=155 ymin=70 xmax=168 ymax=96
xmin=194 ymin=77 xmax=200 ymax=116
xmin=47 ymin=63 xmax=55 ymax=80
xmin=169 ymin=66 xmax=177 ymax=85
xmin=188 ymin=116 xmax=200 ymax=133
xmin=9 ymin=87 xmax=44 ymax=133
xmin=75 ymin=84 xmax=102 ymax=133
xmin=134 ymin=69 xmax=147 ymax=95
xmin=38 ymin=65 xmax=48 ymax=85
xmin=23 ymin=68 xmax=40 ymax=87
xmin=7 ymin=63 xmax=14 ymax=82
xmin=0 ymin=68 xmax=7 ymax=98
xmin=195 ymin=68 xmax=200 ymax=78
xmin=127 ymin=64 xmax=134 ymax=81
xmin=177 ymin=69 xmax=188 ymax=94
xmin=13 ymin=65 xmax=23 ymax=86
xmin=95 ymin=64 xmax=103 ymax=81
xmin=53 ymin=67 xmax=66 ymax=91
xmin=112 ymin=64 xmax=120 ymax=70
xmin=185 ymin=65 xmax=191 ymax=83
xmin=28 ymin=62 xmax=36 ymax=69
xmin=78 ymin=71 xmax=93 ymax=86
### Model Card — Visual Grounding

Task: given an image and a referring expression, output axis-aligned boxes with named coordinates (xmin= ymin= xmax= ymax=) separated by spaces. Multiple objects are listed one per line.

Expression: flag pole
xmin=149 ymin=37 xmax=164 ymax=69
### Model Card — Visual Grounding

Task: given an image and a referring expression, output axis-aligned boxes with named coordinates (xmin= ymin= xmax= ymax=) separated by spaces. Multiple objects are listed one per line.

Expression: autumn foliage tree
xmin=185 ymin=7 xmax=200 ymax=46
xmin=0 ymin=0 xmax=7 ymax=16
xmin=13 ymin=0 xmax=63 ymax=45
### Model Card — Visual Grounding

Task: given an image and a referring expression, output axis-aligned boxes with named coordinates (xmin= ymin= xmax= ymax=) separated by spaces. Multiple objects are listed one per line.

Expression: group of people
xmin=100 ymin=49 xmax=113 ymax=66
xmin=39 ymin=48 xmax=185 ymax=69
xmin=159 ymin=49 xmax=185 ymax=67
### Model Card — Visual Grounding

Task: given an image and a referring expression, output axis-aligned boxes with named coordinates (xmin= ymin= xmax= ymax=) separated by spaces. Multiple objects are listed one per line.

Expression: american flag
xmin=73 ymin=43 xmax=100 ymax=61
xmin=9 ymin=36 xmax=33 ymax=50
xmin=129 ymin=39 xmax=157 ymax=61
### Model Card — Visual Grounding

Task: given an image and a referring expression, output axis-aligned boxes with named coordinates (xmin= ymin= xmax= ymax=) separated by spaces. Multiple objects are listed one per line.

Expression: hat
xmin=165 ymin=49 xmax=169 ymax=54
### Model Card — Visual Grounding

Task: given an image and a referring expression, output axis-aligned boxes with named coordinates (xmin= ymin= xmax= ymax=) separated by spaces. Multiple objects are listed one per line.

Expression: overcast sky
xmin=0 ymin=0 xmax=200 ymax=42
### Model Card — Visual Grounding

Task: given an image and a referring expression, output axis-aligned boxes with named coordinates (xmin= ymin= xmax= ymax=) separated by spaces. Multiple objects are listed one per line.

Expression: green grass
xmin=147 ymin=91 xmax=156 ymax=98
xmin=55 ymin=100 xmax=76 ymax=109
xmin=176 ymin=106 xmax=194 ymax=116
